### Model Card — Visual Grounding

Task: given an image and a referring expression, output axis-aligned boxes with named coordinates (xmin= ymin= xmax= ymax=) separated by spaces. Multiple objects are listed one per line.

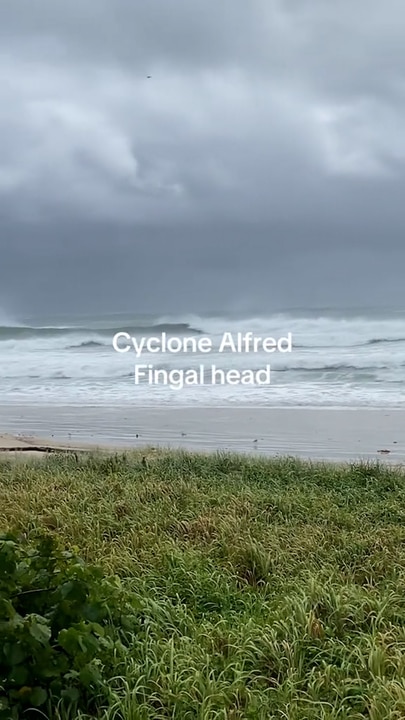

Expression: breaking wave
xmin=0 ymin=322 xmax=203 ymax=342
xmin=1 ymin=310 xmax=404 ymax=406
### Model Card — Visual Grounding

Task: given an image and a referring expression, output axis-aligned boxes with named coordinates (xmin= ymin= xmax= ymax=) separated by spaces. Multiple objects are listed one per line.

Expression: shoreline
xmin=0 ymin=405 xmax=404 ymax=463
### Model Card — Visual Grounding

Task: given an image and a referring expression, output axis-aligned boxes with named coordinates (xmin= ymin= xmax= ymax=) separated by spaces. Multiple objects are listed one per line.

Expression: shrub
xmin=0 ymin=532 xmax=134 ymax=719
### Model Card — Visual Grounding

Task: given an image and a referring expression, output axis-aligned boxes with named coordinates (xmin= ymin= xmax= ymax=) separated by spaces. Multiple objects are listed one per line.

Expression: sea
xmin=0 ymin=308 xmax=404 ymax=408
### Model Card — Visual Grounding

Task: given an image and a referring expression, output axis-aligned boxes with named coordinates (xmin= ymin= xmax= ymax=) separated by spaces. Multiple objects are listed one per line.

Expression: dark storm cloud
xmin=0 ymin=0 xmax=404 ymax=313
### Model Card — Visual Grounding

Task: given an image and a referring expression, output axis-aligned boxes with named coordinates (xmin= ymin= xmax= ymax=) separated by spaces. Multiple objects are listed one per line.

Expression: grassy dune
xmin=1 ymin=451 xmax=405 ymax=719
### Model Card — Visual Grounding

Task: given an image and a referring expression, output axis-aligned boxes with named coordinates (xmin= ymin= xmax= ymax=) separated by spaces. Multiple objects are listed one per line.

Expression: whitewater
xmin=0 ymin=309 xmax=404 ymax=407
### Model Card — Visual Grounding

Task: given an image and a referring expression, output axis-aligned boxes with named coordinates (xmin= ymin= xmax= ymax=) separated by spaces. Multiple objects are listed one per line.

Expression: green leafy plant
xmin=0 ymin=532 xmax=134 ymax=719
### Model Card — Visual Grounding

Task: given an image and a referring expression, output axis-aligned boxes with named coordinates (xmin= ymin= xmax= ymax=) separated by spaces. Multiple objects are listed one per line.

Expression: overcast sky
xmin=0 ymin=0 xmax=404 ymax=316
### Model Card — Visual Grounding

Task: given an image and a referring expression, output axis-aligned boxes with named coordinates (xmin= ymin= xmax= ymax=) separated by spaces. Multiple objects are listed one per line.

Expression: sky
xmin=0 ymin=0 xmax=404 ymax=317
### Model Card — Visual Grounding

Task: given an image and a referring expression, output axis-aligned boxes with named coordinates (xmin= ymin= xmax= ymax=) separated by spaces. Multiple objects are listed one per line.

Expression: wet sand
xmin=0 ymin=431 xmax=98 ymax=460
xmin=0 ymin=405 xmax=404 ymax=463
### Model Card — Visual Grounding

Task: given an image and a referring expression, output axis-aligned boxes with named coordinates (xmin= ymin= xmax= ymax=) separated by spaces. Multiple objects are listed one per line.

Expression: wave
xmin=273 ymin=364 xmax=389 ymax=373
xmin=67 ymin=340 xmax=106 ymax=349
xmin=367 ymin=337 xmax=405 ymax=345
xmin=0 ymin=322 xmax=203 ymax=341
xmin=294 ymin=338 xmax=405 ymax=349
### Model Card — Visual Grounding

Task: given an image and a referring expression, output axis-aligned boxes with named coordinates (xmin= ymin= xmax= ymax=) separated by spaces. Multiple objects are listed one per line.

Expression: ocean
xmin=1 ymin=308 xmax=404 ymax=408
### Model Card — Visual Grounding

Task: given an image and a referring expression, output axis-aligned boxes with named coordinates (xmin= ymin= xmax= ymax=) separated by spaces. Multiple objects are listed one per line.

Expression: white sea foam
xmin=1 ymin=310 xmax=404 ymax=406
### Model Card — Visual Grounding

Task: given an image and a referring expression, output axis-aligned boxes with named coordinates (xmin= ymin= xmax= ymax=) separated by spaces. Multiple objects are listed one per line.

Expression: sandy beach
xmin=0 ymin=430 xmax=99 ymax=460
xmin=0 ymin=405 xmax=404 ymax=463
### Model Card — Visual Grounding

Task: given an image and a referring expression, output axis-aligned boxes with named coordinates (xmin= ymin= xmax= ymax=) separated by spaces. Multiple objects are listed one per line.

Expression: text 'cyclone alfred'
xmin=112 ymin=331 xmax=293 ymax=390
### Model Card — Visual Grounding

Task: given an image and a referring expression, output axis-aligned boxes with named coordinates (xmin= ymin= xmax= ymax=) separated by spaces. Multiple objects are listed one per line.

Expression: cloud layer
xmin=0 ymin=0 xmax=404 ymax=313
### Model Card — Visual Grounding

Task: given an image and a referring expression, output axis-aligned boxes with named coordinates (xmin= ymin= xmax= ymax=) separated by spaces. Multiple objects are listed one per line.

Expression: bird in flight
xmin=147 ymin=75 xmax=151 ymax=78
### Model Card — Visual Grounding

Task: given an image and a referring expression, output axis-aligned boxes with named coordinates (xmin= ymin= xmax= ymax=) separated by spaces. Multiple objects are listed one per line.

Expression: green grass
xmin=2 ymin=450 xmax=405 ymax=719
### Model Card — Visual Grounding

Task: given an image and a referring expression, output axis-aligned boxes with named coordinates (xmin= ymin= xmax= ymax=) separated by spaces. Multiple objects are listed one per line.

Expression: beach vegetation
xmin=1 ymin=451 xmax=405 ymax=719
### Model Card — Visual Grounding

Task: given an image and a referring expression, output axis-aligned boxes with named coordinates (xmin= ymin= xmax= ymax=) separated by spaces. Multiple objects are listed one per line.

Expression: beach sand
xmin=0 ymin=431 xmax=98 ymax=460
xmin=0 ymin=405 xmax=404 ymax=463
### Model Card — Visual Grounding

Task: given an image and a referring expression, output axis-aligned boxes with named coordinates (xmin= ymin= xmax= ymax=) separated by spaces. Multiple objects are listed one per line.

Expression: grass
xmin=1 ymin=450 xmax=405 ymax=719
